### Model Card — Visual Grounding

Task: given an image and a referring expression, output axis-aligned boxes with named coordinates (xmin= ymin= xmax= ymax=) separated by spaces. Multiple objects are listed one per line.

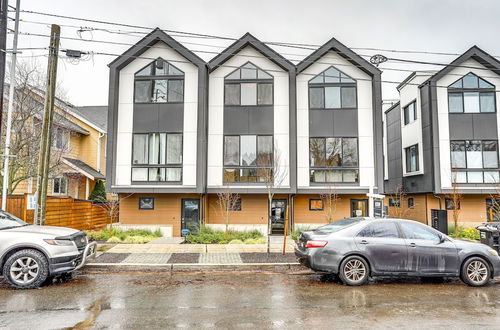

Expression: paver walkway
xmin=199 ymin=253 xmax=242 ymax=264
xmin=105 ymin=243 xmax=295 ymax=254
xmin=122 ymin=253 xmax=172 ymax=264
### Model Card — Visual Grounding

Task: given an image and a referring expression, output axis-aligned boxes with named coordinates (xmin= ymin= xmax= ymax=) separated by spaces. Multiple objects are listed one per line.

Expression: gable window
xmin=309 ymin=199 xmax=324 ymax=211
xmin=134 ymin=58 xmax=184 ymax=103
xmin=403 ymin=101 xmax=417 ymax=125
xmin=405 ymin=144 xmax=419 ymax=173
xmin=309 ymin=66 xmax=356 ymax=110
xmin=224 ymin=62 xmax=273 ymax=106
xmin=223 ymin=135 xmax=273 ymax=183
xmin=52 ymin=177 xmax=67 ymax=195
xmin=132 ymin=133 xmax=182 ymax=182
xmin=53 ymin=127 xmax=69 ymax=151
xmin=309 ymin=137 xmax=358 ymax=183
xmin=448 ymin=73 xmax=495 ymax=113
xmin=450 ymin=140 xmax=499 ymax=183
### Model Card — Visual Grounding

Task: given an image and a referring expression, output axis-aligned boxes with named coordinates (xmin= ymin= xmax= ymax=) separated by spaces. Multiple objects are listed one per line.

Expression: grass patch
xmin=185 ymin=226 xmax=263 ymax=244
xmin=86 ymin=227 xmax=162 ymax=244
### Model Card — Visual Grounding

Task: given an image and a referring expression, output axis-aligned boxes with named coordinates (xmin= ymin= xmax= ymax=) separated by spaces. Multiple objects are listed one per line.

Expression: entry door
xmin=181 ymin=199 xmax=200 ymax=235
xmin=351 ymin=199 xmax=368 ymax=217
xmin=270 ymin=199 xmax=287 ymax=235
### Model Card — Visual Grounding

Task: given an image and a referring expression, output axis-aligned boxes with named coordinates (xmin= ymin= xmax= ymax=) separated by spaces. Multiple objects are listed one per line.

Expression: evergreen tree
xmin=88 ymin=180 xmax=107 ymax=202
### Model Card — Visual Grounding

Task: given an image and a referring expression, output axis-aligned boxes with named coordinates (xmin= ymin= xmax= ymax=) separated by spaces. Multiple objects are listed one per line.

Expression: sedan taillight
xmin=305 ymin=240 xmax=328 ymax=248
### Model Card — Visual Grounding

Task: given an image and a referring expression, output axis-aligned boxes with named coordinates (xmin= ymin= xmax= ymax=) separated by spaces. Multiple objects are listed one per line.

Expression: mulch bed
xmin=240 ymin=253 xmax=298 ymax=263
xmin=167 ymin=253 xmax=200 ymax=264
xmin=94 ymin=253 xmax=130 ymax=264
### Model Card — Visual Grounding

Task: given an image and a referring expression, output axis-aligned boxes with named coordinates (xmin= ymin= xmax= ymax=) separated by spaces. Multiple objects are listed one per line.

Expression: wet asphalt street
xmin=0 ymin=270 xmax=499 ymax=330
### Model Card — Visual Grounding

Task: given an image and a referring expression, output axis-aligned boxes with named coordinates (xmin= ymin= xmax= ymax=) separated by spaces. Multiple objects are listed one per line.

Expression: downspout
xmin=97 ymin=132 xmax=104 ymax=172
xmin=433 ymin=194 xmax=442 ymax=210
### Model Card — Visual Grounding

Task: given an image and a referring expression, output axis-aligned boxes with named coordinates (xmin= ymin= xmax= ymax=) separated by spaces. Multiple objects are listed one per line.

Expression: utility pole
xmin=1 ymin=0 xmax=20 ymax=211
xmin=0 ymin=0 xmax=8 ymax=134
xmin=34 ymin=24 xmax=60 ymax=225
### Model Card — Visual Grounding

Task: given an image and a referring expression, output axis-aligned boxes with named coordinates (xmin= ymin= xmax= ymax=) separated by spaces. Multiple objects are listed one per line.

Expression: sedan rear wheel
xmin=339 ymin=256 xmax=369 ymax=286
xmin=3 ymin=249 xmax=49 ymax=290
xmin=461 ymin=257 xmax=490 ymax=287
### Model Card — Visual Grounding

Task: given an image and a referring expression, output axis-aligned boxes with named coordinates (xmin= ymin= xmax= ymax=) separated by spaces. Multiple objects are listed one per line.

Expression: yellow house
xmin=11 ymin=88 xmax=107 ymax=200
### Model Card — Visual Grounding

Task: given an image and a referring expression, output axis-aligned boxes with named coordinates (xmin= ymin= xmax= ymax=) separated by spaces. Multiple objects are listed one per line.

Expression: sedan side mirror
xmin=438 ymin=234 xmax=446 ymax=244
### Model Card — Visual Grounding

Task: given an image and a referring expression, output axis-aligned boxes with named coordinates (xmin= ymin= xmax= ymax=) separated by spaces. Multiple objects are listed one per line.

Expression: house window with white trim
xmin=53 ymin=127 xmax=69 ymax=151
xmin=405 ymin=144 xmax=419 ymax=173
xmin=52 ymin=177 xmax=67 ymax=195
xmin=403 ymin=101 xmax=417 ymax=125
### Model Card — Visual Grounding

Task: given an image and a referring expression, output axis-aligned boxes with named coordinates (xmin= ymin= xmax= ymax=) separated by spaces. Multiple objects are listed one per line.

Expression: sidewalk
xmin=88 ymin=242 xmax=300 ymax=269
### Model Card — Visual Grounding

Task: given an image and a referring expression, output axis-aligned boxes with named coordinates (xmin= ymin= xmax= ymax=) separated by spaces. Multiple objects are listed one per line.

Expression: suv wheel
xmin=3 ymin=249 xmax=49 ymax=290
xmin=461 ymin=257 xmax=490 ymax=287
xmin=339 ymin=256 xmax=369 ymax=286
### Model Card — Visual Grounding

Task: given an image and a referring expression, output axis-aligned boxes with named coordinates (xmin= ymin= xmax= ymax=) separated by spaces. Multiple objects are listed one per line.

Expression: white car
xmin=0 ymin=211 xmax=96 ymax=289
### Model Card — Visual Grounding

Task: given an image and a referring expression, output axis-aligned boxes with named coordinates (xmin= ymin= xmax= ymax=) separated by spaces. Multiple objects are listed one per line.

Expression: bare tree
xmin=320 ymin=186 xmax=340 ymax=223
xmin=447 ymin=171 xmax=462 ymax=236
xmin=98 ymin=193 xmax=131 ymax=228
xmin=388 ymin=185 xmax=409 ymax=218
xmin=262 ymin=143 xmax=288 ymax=253
xmin=0 ymin=60 xmax=68 ymax=194
xmin=216 ymin=186 xmax=240 ymax=241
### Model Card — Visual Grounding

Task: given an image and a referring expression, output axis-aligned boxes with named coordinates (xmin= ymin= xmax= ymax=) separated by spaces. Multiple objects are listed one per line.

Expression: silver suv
xmin=0 ymin=211 xmax=96 ymax=289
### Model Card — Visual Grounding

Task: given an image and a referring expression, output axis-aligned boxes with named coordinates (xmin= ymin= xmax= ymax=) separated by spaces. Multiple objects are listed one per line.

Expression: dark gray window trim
xmin=405 ymin=144 xmax=419 ymax=173
xmin=309 ymin=198 xmax=324 ymax=211
xmin=403 ymin=99 xmax=417 ymax=125
xmin=138 ymin=197 xmax=155 ymax=210
xmin=450 ymin=139 xmax=499 ymax=170
xmin=222 ymin=134 xmax=274 ymax=184
xmin=308 ymin=84 xmax=358 ymax=110
xmin=308 ymin=136 xmax=360 ymax=184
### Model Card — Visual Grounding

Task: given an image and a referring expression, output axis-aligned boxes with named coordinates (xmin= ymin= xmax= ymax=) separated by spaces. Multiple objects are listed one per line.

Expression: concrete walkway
xmin=105 ymin=243 xmax=295 ymax=254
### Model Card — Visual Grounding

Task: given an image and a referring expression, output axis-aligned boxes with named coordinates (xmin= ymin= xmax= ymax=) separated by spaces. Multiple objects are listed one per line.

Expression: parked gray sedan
xmin=0 ymin=211 xmax=96 ymax=289
xmin=295 ymin=217 xmax=500 ymax=286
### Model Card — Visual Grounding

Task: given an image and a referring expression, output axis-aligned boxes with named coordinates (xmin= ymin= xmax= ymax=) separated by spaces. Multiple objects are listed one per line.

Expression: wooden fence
xmin=0 ymin=195 xmax=118 ymax=231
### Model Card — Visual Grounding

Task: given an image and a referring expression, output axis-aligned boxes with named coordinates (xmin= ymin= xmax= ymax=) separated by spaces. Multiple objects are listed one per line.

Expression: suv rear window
xmin=314 ymin=218 xmax=362 ymax=234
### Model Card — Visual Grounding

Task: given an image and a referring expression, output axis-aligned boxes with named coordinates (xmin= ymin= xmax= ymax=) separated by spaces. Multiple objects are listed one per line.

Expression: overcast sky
xmin=10 ymin=0 xmax=500 ymax=106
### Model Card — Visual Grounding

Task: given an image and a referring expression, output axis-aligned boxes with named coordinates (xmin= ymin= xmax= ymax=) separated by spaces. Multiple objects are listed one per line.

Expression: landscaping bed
xmin=185 ymin=226 xmax=266 ymax=244
xmin=86 ymin=227 xmax=162 ymax=244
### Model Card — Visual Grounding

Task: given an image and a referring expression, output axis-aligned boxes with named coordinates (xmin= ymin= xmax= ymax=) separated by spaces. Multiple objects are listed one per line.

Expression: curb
xmin=85 ymin=262 xmax=302 ymax=271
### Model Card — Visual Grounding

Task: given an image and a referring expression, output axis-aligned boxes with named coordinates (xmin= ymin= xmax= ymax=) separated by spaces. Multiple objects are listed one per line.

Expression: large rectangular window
xmin=309 ymin=137 xmax=359 ymax=183
xmin=450 ymin=140 xmax=499 ymax=183
xmin=403 ymin=101 xmax=417 ymax=125
xmin=448 ymin=92 xmax=496 ymax=113
xmin=309 ymin=86 xmax=357 ymax=109
xmin=225 ymin=82 xmax=273 ymax=106
xmin=131 ymin=133 xmax=182 ymax=182
xmin=223 ymin=135 xmax=273 ymax=183
xmin=405 ymin=144 xmax=419 ymax=173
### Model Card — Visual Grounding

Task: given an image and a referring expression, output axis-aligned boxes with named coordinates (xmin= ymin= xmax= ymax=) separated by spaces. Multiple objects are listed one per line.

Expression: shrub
xmin=449 ymin=226 xmax=480 ymax=241
xmin=87 ymin=227 xmax=162 ymax=243
xmin=255 ymin=237 xmax=267 ymax=244
xmin=291 ymin=226 xmax=311 ymax=241
xmin=228 ymin=239 xmax=243 ymax=244
xmin=185 ymin=226 xmax=264 ymax=244
xmin=107 ymin=236 xmax=122 ymax=243
xmin=243 ymin=238 xmax=257 ymax=244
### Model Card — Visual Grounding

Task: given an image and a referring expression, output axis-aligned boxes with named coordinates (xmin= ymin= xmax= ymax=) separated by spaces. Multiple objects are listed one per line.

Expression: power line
xmin=13 ymin=30 xmax=500 ymax=83
xmin=15 ymin=8 xmax=500 ymax=59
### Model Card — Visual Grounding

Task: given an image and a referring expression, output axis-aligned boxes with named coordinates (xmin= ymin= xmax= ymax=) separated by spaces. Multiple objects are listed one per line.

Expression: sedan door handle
xmin=360 ymin=240 xmax=369 ymax=245
xmin=409 ymin=243 xmax=416 ymax=248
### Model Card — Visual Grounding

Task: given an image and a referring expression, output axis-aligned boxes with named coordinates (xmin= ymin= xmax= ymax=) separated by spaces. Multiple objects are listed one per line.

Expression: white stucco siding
xmin=115 ymin=41 xmax=198 ymax=187
xmin=207 ymin=46 xmax=290 ymax=188
xmin=399 ymin=74 xmax=431 ymax=176
xmin=296 ymin=51 xmax=374 ymax=190
xmin=436 ymin=59 xmax=500 ymax=189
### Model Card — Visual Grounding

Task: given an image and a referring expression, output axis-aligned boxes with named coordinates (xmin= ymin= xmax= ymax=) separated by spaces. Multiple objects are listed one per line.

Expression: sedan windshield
xmin=314 ymin=218 xmax=362 ymax=233
xmin=0 ymin=211 xmax=28 ymax=230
